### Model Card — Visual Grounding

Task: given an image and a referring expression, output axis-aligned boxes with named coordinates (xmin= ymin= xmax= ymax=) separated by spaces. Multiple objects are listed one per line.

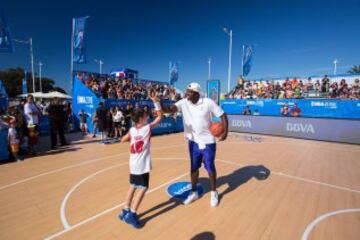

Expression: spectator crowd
xmin=76 ymin=72 xmax=182 ymax=101
xmin=226 ymin=76 xmax=360 ymax=100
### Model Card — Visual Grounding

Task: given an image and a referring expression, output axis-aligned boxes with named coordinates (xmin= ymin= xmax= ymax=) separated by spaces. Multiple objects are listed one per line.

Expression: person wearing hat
xmin=158 ymin=82 xmax=228 ymax=207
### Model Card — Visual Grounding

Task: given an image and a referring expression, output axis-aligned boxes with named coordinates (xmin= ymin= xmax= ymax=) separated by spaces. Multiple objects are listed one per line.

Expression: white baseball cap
xmin=187 ymin=82 xmax=201 ymax=93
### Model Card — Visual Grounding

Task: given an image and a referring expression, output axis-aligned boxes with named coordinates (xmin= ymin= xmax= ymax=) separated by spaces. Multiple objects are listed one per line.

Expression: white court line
xmin=0 ymin=144 xmax=184 ymax=191
xmin=49 ymin=157 xmax=359 ymax=239
xmin=217 ymin=159 xmax=360 ymax=194
xmin=301 ymin=208 xmax=360 ymax=240
xmin=61 ymin=162 xmax=129 ymax=229
xmin=45 ymin=171 xmax=189 ymax=240
xmin=60 ymin=158 xmax=187 ymax=229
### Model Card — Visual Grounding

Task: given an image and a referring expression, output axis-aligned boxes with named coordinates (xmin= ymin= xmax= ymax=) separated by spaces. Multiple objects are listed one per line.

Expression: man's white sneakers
xmin=183 ymin=191 xmax=219 ymax=207
xmin=210 ymin=191 xmax=219 ymax=207
xmin=183 ymin=191 xmax=199 ymax=205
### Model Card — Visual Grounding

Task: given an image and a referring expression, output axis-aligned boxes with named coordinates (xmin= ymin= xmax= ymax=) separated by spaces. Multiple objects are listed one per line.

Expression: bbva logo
xmin=286 ymin=123 xmax=315 ymax=134
xmin=232 ymin=119 xmax=252 ymax=128
xmin=77 ymin=96 xmax=93 ymax=104
xmin=167 ymin=181 xmax=204 ymax=202
xmin=157 ymin=122 xmax=172 ymax=129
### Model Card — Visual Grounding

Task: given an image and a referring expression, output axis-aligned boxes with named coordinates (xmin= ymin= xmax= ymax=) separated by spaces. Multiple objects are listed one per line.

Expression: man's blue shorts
xmin=188 ymin=140 xmax=217 ymax=174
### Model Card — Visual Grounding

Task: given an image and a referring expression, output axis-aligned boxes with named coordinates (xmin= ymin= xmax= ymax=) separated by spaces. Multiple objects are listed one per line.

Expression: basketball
xmin=209 ymin=122 xmax=225 ymax=137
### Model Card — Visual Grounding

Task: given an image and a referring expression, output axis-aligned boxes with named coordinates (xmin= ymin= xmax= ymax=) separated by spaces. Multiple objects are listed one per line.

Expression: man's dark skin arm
xmin=219 ymin=113 xmax=228 ymax=141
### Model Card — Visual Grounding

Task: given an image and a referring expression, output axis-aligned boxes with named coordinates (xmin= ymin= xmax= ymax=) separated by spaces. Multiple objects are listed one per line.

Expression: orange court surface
xmin=0 ymin=132 xmax=359 ymax=240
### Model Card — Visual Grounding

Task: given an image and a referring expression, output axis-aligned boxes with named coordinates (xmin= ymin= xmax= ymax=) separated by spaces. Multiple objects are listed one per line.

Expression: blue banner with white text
xmin=169 ymin=61 xmax=179 ymax=85
xmin=221 ymin=99 xmax=360 ymax=119
xmin=73 ymin=17 xmax=88 ymax=63
xmin=22 ymin=74 xmax=27 ymax=95
xmin=0 ymin=12 xmax=14 ymax=53
xmin=242 ymin=45 xmax=253 ymax=77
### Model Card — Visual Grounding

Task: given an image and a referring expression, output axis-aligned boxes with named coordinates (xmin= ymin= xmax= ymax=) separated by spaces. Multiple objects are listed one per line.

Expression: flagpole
xmin=208 ymin=57 xmax=211 ymax=80
xmin=241 ymin=45 xmax=245 ymax=77
xmin=70 ymin=18 xmax=75 ymax=96
xmin=29 ymin=38 xmax=35 ymax=93
xmin=168 ymin=61 xmax=171 ymax=85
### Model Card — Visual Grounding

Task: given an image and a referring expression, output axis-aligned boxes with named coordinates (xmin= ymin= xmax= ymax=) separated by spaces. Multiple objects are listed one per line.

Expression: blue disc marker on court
xmin=167 ymin=181 xmax=204 ymax=202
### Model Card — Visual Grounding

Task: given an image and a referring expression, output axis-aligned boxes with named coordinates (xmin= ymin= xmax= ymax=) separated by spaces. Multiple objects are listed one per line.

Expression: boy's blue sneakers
xmin=118 ymin=209 xmax=130 ymax=221
xmin=124 ymin=211 xmax=141 ymax=228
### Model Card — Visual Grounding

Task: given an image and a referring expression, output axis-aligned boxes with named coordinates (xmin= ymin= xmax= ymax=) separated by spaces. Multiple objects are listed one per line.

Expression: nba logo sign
xmin=166 ymin=181 xmax=204 ymax=202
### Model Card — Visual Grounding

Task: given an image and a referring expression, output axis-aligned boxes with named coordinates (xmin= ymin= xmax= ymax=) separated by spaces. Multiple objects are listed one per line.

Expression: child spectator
xmin=8 ymin=118 xmax=22 ymax=161
xmin=79 ymin=109 xmax=89 ymax=135
xmin=290 ymin=103 xmax=301 ymax=117
xmin=281 ymin=103 xmax=290 ymax=116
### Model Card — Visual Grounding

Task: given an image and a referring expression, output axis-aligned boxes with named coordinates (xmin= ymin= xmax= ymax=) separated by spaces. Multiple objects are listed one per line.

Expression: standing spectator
xmin=306 ymin=77 xmax=314 ymax=91
xmin=79 ymin=109 xmax=89 ymax=135
xmin=290 ymin=103 xmax=301 ymax=117
xmin=281 ymin=103 xmax=290 ymax=116
xmin=124 ymin=103 xmax=133 ymax=134
xmin=96 ymin=102 xmax=107 ymax=143
xmin=24 ymin=94 xmax=41 ymax=155
xmin=330 ymin=82 xmax=338 ymax=98
xmin=293 ymin=86 xmax=302 ymax=98
xmin=92 ymin=111 xmax=98 ymax=138
xmin=64 ymin=102 xmax=73 ymax=131
xmin=48 ymin=98 xmax=69 ymax=149
xmin=8 ymin=118 xmax=22 ymax=161
xmin=106 ymin=108 xmax=114 ymax=138
xmin=321 ymin=75 xmax=330 ymax=93
xmin=315 ymin=80 xmax=321 ymax=93
xmin=112 ymin=106 xmax=124 ymax=139
xmin=243 ymin=106 xmax=252 ymax=115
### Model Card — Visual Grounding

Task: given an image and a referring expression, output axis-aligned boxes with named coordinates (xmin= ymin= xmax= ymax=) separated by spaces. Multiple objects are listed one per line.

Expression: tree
xmin=348 ymin=65 xmax=360 ymax=74
xmin=0 ymin=67 xmax=66 ymax=97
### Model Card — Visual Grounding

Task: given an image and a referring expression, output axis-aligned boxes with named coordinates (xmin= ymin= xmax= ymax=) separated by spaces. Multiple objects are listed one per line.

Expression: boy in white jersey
xmin=118 ymin=93 xmax=162 ymax=228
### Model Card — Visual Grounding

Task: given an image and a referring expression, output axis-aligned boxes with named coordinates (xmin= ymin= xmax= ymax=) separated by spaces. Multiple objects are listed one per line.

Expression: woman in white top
xmin=112 ymin=106 xmax=124 ymax=138
xmin=118 ymin=92 xmax=162 ymax=228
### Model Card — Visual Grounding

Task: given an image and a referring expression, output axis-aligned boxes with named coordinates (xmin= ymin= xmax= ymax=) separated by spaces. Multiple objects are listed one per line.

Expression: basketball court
xmin=0 ymin=132 xmax=359 ymax=240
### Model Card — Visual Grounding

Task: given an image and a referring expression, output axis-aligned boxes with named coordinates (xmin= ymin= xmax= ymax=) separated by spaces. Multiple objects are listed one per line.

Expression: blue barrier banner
xmin=0 ymin=80 xmax=8 ymax=111
xmin=0 ymin=126 xmax=9 ymax=161
xmin=228 ymin=115 xmax=360 ymax=144
xmin=221 ymin=99 xmax=360 ymax=119
xmin=151 ymin=117 xmax=176 ymax=135
xmin=38 ymin=116 xmax=50 ymax=135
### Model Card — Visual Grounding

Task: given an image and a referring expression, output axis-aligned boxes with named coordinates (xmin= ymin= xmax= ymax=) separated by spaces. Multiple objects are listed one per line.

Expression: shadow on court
xmin=138 ymin=165 xmax=270 ymax=226
xmin=198 ymin=165 xmax=271 ymax=200
xmin=139 ymin=197 xmax=182 ymax=226
xmin=191 ymin=231 xmax=215 ymax=240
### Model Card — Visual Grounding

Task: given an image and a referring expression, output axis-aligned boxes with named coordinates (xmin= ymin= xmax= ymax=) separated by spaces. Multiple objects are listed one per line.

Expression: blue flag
xmin=169 ymin=61 xmax=179 ymax=85
xmin=22 ymin=72 xmax=27 ymax=95
xmin=0 ymin=11 xmax=14 ymax=53
xmin=72 ymin=17 xmax=89 ymax=63
xmin=242 ymin=45 xmax=254 ymax=77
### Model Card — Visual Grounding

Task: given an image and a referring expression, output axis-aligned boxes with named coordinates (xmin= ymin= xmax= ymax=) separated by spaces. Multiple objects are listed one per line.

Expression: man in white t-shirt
xmin=24 ymin=94 xmax=41 ymax=154
xmin=160 ymin=82 xmax=228 ymax=207
xmin=24 ymin=94 xmax=40 ymax=126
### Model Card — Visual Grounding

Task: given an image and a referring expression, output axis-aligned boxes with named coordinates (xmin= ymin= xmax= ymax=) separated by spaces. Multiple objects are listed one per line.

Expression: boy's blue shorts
xmin=188 ymin=140 xmax=217 ymax=174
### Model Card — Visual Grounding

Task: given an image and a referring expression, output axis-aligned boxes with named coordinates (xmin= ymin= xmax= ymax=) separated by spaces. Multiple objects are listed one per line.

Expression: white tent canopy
xmin=43 ymin=91 xmax=72 ymax=99
xmin=17 ymin=91 xmax=72 ymax=99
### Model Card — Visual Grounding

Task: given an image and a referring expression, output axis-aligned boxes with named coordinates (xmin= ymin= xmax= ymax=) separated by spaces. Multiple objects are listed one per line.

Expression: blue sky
xmin=1 ymin=0 xmax=360 ymax=93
